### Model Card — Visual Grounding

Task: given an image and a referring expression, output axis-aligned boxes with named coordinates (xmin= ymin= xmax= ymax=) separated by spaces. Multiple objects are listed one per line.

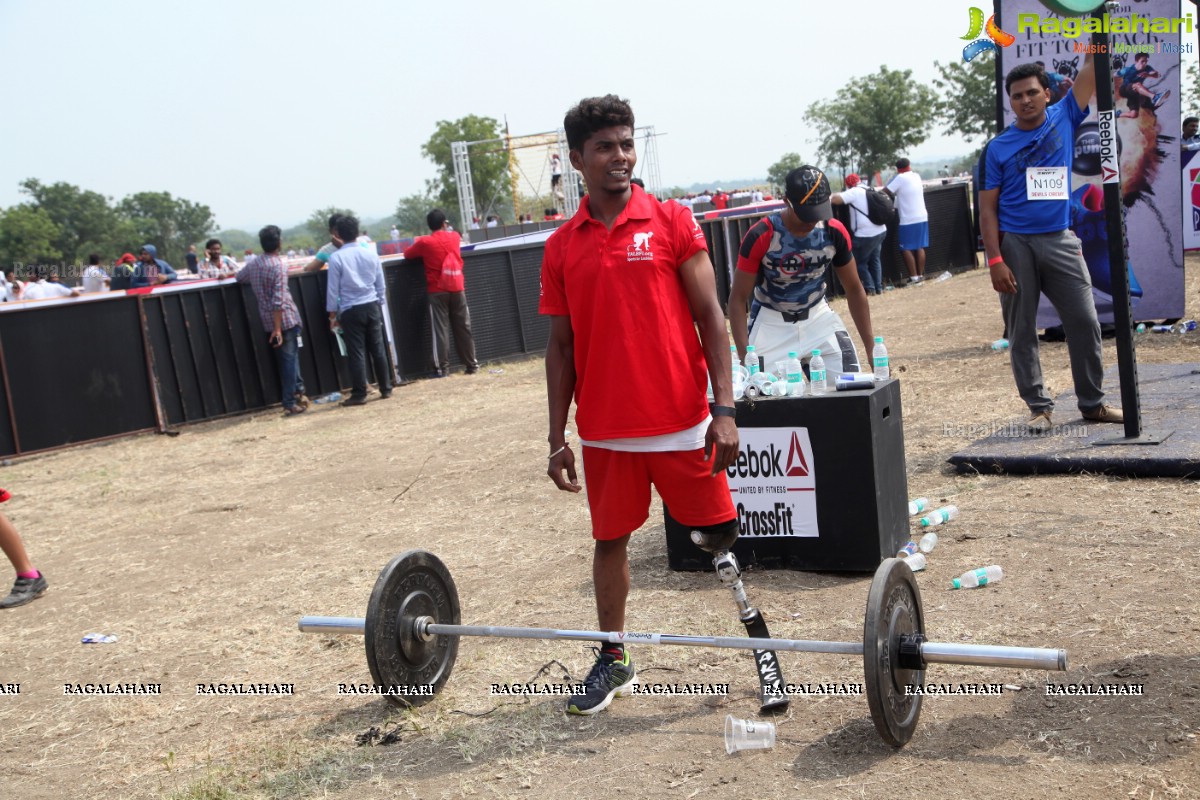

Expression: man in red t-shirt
xmin=403 ymin=209 xmax=479 ymax=376
xmin=540 ymin=94 xmax=742 ymax=716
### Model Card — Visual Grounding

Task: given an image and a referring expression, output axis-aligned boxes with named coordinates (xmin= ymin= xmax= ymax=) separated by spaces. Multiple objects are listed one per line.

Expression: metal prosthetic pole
xmin=692 ymin=527 xmax=789 ymax=713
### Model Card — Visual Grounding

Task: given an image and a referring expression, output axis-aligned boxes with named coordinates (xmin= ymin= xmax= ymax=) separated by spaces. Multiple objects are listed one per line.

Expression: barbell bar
xmin=298 ymin=550 xmax=1068 ymax=747
xmin=298 ymin=616 xmax=1065 ymax=672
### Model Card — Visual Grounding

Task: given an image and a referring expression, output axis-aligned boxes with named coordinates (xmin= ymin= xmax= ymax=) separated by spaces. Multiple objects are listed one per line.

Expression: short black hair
xmin=88 ymin=253 xmax=101 ymax=266
xmin=895 ymin=158 xmax=911 ymax=170
xmin=335 ymin=215 xmax=360 ymax=242
xmin=205 ymin=238 xmax=221 ymax=250
xmin=1185 ymin=116 xmax=1199 ymax=126
xmin=1005 ymin=62 xmax=1050 ymax=95
xmin=563 ymin=94 xmax=635 ymax=152
xmin=630 ymin=177 xmax=645 ymax=188
xmin=258 ymin=225 xmax=282 ymax=253
xmin=1134 ymin=52 xmax=1149 ymax=62
xmin=328 ymin=213 xmax=344 ymax=231
xmin=426 ymin=209 xmax=447 ymax=231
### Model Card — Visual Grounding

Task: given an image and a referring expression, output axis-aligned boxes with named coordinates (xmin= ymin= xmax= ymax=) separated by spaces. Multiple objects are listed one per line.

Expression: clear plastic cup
xmin=724 ymin=715 xmax=776 ymax=754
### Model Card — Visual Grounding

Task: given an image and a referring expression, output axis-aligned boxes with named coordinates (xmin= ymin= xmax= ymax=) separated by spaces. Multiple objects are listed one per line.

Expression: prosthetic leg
xmin=691 ymin=522 xmax=789 ymax=713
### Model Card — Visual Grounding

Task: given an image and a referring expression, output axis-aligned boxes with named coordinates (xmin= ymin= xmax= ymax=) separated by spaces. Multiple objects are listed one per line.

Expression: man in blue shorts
xmin=979 ymin=52 xmax=1122 ymax=433
xmin=884 ymin=158 xmax=928 ymax=284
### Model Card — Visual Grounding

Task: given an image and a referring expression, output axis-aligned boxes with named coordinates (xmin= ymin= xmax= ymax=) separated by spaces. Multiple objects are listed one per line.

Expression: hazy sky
xmin=0 ymin=1 xmax=1020 ymax=230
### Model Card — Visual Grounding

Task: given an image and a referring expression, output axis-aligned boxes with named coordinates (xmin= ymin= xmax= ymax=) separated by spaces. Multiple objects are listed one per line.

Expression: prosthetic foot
xmin=691 ymin=524 xmax=789 ymax=713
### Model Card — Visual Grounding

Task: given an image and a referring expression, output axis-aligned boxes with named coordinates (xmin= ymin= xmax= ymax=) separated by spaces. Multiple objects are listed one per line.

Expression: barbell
xmin=299 ymin=550 xmax=1067 ymax=747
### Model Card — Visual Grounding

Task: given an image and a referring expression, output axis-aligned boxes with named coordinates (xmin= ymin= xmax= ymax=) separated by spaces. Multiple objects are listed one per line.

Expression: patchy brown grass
xmin=0 ymin=256 xmax=1197 ymax=800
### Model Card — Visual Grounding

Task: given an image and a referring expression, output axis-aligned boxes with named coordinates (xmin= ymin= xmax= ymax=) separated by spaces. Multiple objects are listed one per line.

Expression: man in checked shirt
xmin=237 ymin=225 xmax=309 ymax=415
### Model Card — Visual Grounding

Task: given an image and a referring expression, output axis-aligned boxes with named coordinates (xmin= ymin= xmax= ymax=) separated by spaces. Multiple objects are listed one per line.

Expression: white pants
xmin=748 ymin=301 xmax=862 ymax=379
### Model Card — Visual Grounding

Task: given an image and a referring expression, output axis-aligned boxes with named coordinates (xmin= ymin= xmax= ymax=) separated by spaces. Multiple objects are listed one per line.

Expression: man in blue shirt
xmin=980 ymin=52 xmax=1122 ymax=434
xmin=131 ymin=244 xmax=178 ymax=289
xmin=326 ymin=215 xmax=393 ymax=406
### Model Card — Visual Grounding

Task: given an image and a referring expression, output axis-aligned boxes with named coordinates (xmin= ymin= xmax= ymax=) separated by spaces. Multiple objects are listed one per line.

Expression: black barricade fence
xmin=0 ymin=188 xmax=972 ymax=457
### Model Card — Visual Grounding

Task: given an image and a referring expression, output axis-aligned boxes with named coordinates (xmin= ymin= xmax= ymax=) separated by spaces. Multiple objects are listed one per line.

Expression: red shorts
xmin=580 ymin=446 xmax=735 ymax=540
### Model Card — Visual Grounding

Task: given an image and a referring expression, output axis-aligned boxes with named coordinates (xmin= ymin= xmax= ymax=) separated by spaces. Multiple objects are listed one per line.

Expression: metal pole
xmin=1091 ymin=5 xmax=1142 ymax=440
xmin=297 ymin=616 xmax=1067 ymax=671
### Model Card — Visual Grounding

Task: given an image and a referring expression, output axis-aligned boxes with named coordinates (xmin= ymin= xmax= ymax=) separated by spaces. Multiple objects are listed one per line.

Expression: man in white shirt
xmin=82 ymin=254 xmax=110 ymax=293
xmin=884 ymin=158 xmax=929 ymax=284
xmin=831 ymin=174 xmax=889 ymax=295
xmin=23 ymin=267 xmax=79 ymax=300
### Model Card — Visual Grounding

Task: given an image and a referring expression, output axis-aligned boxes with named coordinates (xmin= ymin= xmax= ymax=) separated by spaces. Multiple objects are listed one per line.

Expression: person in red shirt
xmin=540 ymin=94 xmax=741 ymax=716
xmin=403 ymin=209 xmax=479 ymax=376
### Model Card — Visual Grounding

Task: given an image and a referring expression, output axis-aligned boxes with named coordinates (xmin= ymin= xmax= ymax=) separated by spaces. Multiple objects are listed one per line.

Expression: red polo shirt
xmin=539 ymin=185 xmax=710 ymax=440
xmin=403 ymin=229 xmax=465 ymax=293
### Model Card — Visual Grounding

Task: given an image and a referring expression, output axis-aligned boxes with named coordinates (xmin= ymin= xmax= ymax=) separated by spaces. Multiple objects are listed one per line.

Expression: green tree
xmin=804 ymin=66 xmax=937 ymax=179
xmin=0 ymin=205 xmax=63 ymax=271
xmin=766 ymin=153 xmax=805 ymax=193
xmin=306 ymin=206 xmax=356 ymax=243
xmin=421 ymin=115 xmax=509 ymax=229
xmin=118 ymin=191 xmax=215 ymax=268
xmin=394 ymin=192 xmax=434 ymax=237
xmin=18 ymin=178 xmax=132 ymax=265
xmin=933 ymin=55 xmax=999 ymax=143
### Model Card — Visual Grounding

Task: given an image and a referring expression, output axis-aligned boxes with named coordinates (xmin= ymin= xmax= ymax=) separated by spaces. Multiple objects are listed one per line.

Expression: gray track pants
xmin=999 ymin=230 xmax=1105 ymax=414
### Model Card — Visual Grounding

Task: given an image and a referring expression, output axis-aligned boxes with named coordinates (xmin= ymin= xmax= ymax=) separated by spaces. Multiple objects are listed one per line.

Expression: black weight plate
xmin=364 ymin=550 xmax=460 ymax=707
xmin=863 ymin=558 xmax=924 ymax=746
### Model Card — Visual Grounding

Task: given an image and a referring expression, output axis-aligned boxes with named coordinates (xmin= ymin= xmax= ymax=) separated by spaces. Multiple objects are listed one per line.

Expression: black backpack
xmin=850 ymin=189 xmax=896 ymax=226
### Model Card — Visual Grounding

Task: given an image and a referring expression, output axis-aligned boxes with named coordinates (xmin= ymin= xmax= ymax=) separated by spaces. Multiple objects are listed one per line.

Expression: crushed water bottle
xmin=951 ymin=565 xmax=1003 ymax=589
xmin=919 ymin=504 xmax=959 ymax=528
xmin=991 ymin=338 xmax=1010 ymax=351
xmin=312 ymin=392 xmax=343 ymax=404
xmin=934 ymin=271 xmax=952 ymax=282
xmin=808 ymin=350 xmax=826 ymax=396
xmin=907 ymin=497 xmax=930 ymax=516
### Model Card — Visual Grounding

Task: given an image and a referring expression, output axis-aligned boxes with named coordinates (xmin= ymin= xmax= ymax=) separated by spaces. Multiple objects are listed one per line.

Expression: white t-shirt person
xmin=836 ymin=186 xmax=888 ymax=239
xmin=885 ymin=170 xmax=928 ymax=225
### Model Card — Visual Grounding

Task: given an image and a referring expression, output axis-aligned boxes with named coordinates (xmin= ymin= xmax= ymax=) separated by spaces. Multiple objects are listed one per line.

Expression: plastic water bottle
xmin=935 ymin=270 xmax=952 ymax=282
xmin=872 ymin=336 xmax=889 ymax=380
xmin=918 ymin=531 xmax=938 ymax=553
xmin=785 ymin=351 xmax=804 ymax=397
xmin=744 ymin=345 xmax=760 ymax=375
xmin=904 ymin=552 xmax=927 ymax=572
xmin=1135 ymin=323 xmax=1146 ymax=334
xmin=808 ymin=350 xmax=826 ymax=396
xmin=951 ymin=565 xmax=1004 ymax=589
xmin=919 ymin=505 xmax=959 ymax=528
xmin=907 ymin=497 xmax=930 ymax=516
xmin=991 ymin=338 xmax=1010 ymax=351
xmin=313 ymin=391 xmax=342 ymax=404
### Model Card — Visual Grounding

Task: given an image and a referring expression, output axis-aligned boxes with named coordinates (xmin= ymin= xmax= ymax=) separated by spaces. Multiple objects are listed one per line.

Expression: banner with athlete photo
xmin=995 ymin=0 xmax=1186 ymax=323
xmin=1183 ymin=144 xmax=1200 ymax=250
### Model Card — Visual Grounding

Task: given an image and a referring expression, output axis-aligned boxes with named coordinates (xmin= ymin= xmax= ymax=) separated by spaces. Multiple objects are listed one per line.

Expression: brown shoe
xmin=1082 ymin=404 xmax=1123 ymax=423
xmin=1027 ymin=409 xmax=1052 ymax=434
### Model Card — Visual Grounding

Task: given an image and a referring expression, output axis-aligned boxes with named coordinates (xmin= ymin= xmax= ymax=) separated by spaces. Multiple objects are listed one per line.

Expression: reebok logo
xmin=785 ymin=432 xmax=809 ymax=477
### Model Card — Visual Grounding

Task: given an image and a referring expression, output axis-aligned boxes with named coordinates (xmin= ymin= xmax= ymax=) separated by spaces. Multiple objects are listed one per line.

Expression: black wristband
xmin=710 ymin=405 xmax=736 ymax=419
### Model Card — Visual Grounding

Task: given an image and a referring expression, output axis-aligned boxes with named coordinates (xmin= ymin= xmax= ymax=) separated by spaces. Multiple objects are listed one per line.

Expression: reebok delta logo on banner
xmin=726 ymin=427 xmax=818 ymax=538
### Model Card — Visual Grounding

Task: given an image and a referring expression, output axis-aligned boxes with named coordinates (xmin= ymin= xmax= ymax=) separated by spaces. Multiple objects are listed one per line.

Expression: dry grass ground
xmin=0 ymin=256 xmax=1197 ymax=800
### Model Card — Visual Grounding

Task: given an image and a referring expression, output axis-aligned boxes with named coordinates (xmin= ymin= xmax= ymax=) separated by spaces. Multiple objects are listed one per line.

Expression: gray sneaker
xmin=0 ymin=573 xmax=47 ymax=609
xmin=566 ymin=648 xmax=637 ymax=716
